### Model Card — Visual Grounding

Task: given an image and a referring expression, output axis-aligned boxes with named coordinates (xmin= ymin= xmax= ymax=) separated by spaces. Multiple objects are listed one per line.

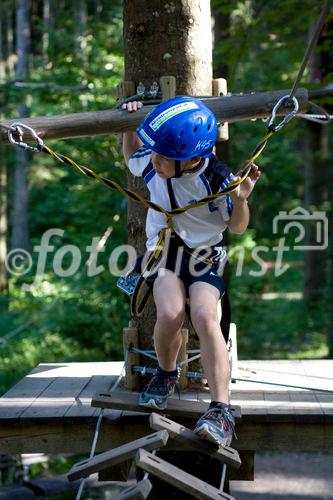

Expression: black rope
xmin=289 ymin=0 xmax=333 ymax=101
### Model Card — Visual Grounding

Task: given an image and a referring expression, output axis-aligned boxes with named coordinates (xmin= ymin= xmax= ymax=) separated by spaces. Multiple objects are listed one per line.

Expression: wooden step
xmin=68 ymin=430 xmax=169 ymax=481
xmin=136 ymin=448 xmax=235 ymax=500
xmin=91 ymin=390 xmax=241 ymax=421
xmin=149 ymin=413 xmax=241 ymax=469
xmin=115 ymin=478 xmax=152 ymax=499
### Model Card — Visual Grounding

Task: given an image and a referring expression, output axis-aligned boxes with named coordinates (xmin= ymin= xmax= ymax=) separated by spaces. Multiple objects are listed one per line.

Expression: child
xmin=122 ymin=96 xmax=260 ymax=446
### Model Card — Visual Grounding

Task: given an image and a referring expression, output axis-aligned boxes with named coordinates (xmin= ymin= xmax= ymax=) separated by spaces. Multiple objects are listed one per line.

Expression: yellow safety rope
xmin=7 ymin=95 xmax=298 ymax=316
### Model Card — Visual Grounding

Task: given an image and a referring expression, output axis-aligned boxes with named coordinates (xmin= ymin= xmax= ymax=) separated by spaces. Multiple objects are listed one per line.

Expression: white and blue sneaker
xmin=194 ymin=406 xmax=235 ymax=447
xmin=139 ymin=367 xmax=179 ymax=410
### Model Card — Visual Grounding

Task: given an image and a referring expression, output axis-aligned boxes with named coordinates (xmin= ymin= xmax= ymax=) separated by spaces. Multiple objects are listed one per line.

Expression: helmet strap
xmin=174 ymin=160 xmax=182 ymax=178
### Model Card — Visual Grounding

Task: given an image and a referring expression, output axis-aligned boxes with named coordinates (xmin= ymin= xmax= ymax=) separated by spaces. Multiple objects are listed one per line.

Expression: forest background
xmin=0 ymin=0 xmax=332 ymax=396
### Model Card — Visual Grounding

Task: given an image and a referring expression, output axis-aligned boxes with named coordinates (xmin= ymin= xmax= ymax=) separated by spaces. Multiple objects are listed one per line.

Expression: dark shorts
xmin=135 ymin=234 xmax=227 ymax=299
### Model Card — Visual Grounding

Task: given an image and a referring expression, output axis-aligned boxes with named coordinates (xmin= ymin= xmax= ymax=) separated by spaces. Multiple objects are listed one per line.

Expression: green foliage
xmin=1 ymin=1 xmax=129 ymax=395
xmin=212 ymin=0 xmax=332 ymax=361
xmin=1 ymin=1 xmax=332 ymax=396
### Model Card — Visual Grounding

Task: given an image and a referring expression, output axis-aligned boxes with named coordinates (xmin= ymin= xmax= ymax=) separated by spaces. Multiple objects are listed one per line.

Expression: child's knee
xmin=156 ymin=308 xmax=185 ymax=332
xmin=191 ymin=305 xmax=218 ymax=334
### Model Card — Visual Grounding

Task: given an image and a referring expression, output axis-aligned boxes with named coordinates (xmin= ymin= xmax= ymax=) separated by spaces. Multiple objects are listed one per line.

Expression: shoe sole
xmin=194 ymin=423 xmax=231 ymax=447
xmin=139 ymin=398 xmax=167 ymax=410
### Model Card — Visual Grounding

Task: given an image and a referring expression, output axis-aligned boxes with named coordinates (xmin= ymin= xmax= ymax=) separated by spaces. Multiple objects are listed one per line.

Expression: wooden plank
xmin=149 ymin=413 xmax=241 ymax=469
xmin=20 ymin=376 xmax=93 ymax=419
xmin=289 ymin=390 xmax=325 ymax=423
xmin=0 ymin=372 xmax=55 ymax=419
xmin=68 ymin=430 xmax=169 ymax=481
xmin=65 ymin=375 xmax=118 ymax=418
xmin=116 ymin=478 xmax=152 ymax=499
xmin=91 ymin=390 xmax=242 ymax=421
xmin=136 ymin=448 xmax=234 ymax=499
xmin=314 ymin=392 xmax=333 ymax=423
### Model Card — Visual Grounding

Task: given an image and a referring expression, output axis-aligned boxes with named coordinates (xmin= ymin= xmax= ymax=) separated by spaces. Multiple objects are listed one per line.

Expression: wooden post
xmin=160 ymin=76 xmax=176 ymax=101
xmin=116 ymin=80 xmax=135 ymax=101
xmin=213 ymin=78 xmax=229 ymax=141
xmin=177 ymin=328 xmax=189 ymax=390
xmin=123 ymin=322 xmax=140 ymax=390
xmin=228 ymin=322 xmax=238 ymax=379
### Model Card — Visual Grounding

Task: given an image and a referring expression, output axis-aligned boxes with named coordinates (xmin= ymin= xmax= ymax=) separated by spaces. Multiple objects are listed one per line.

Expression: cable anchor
xmin=8 ymin=122 xmax=44 ymax=152
xmin=268 ymin=95 xmax=299 ymax=132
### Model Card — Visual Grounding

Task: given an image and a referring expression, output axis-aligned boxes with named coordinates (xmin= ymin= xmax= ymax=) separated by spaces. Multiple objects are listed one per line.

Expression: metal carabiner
xmin=8 ymin=122 xmax=44 ymax=152
xmin=268 ymin=95 xmax=299 ymax=132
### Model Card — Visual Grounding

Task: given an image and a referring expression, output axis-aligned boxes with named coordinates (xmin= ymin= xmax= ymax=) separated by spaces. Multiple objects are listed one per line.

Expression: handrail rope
xmin=129 ymin=347 xmax=200 ymax=366
xmin=296 ymin=101 xmax=332 ymax=124
xmin=75 ymin=352 xmax=127 ymax=500
xmin=288 ymin=0 xmax=333 ymax=102
xmin=7 ymin=97 xmax=298 ymax=316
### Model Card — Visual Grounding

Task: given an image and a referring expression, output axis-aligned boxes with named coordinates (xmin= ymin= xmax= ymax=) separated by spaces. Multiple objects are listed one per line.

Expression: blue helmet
xmin=136 ymin=96 xmax=217 ymax=160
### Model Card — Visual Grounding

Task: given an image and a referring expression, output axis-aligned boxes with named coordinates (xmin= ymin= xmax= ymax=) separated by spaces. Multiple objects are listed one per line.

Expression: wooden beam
xmin=67 ymin=430 xmax=169 ymax=481
xmin=0 ymin=88 xmax=308 ymax=144
xmin=91 ymin=390 xmax=242 ymax=421
xmin=149 ymin=413 xmax=241 ymax=469
xmin=136 ymin=448 xmax=235 ymax=499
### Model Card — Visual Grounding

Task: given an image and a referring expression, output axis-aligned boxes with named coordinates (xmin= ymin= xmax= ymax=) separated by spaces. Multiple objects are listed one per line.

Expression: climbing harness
xmin=7 ymin=95 xmax=299 ymax=322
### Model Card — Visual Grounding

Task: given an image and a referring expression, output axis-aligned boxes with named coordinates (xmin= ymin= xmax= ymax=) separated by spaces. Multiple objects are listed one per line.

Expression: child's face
xmin=151 ymin=152 xmax=176 ymax=178
xmin=151 ymin=152 xmax=200 ymax=179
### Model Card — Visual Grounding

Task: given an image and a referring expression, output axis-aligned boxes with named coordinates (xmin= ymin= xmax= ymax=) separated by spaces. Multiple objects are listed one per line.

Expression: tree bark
xmin=0 ymin=141 xmax=8 ymax=293
xmin=42 ymin=0 xmax=51 ymax=67
xmin=303 ymin=23 xmax=329 ymax=304
xmin=123 ymin=0 xmax=213 ymax=352
xmin=0 ymin=5 xmax=5 ymax=81
xmin=74 ymin=0 xmax=88 ymax=68
xmin=5 ymin=4 xmax=15 ymax=79
xmin=11 ymin=0 xmax=30 ymax=251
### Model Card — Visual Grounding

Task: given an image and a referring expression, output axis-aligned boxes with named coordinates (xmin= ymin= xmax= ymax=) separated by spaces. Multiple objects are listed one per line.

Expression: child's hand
xmin=231 ymin=163 xmax=261 ymax=202
xmin=122 ymin=101 xmax=143 ymax=112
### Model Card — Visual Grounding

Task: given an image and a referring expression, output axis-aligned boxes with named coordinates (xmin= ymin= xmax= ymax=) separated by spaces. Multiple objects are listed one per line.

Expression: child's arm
xmin=227 ymin=164 xmax=261 ymax=234
xmin=122 ymin=101 xmax=144 ymax=166
xmin=227 ymin=199 xmax=250 ymax=234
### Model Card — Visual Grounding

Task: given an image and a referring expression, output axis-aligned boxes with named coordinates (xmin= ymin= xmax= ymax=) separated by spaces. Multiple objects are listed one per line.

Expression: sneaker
xmin=139 ymin=367 xmax=179 ymax=410
xmin=193 ymin=406 xmax=235 ymax=447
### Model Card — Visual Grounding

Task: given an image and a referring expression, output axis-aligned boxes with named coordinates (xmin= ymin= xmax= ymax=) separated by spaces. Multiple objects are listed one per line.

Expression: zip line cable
xmin=288 ymin=0 xmax=333 ymax=102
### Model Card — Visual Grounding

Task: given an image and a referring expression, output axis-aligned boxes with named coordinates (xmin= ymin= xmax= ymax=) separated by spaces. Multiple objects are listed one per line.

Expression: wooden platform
xmin=0 ymin=360 xmax=332 ymax=455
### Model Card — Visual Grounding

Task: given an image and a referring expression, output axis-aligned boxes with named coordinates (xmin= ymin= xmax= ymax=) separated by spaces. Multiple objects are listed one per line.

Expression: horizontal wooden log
xmin=0 ymin=88 xmax=308 ymax=144
xmin=136 ymin=448 xmax=234 ymax=499
xmin=149 ymin=413 xmax=241 ymax=469
xmin=91 ymin=390 xmax=242 ymax=421
xmin=67 ymin=430 xmax=169 ymax=481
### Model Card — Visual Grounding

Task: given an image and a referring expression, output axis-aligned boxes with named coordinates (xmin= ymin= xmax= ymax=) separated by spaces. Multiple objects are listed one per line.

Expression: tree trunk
xmin=123 ymin=0 xmax=213 ymax=351
xmin=74 ymin=0 xmax=88 ymax=67
xmin=303 ymin=23 xmax=329 ymax=305
xmin=5 ymin=4 xmax=15 ymax=79
xmin=303 ymin=121 xmax=328 ymax=302
xmin=11 ymin=0 xmax=30 ymax=251
xmin=42 ymin=0 xmax=51 ymax=67
xmin=0 ymin=143 xmax=8 ymax=293
xmin=0 ymin=5 xmax=5 ymax=81
xmin=212 ymin=1 xmax=231 ymax=288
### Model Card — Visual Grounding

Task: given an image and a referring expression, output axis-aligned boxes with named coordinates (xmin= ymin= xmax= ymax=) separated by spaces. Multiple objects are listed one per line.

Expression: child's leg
xmin=153 ymin=268 xmax=186 ymax=370
xmin=189 ymin=281 xmax=230 ymax=404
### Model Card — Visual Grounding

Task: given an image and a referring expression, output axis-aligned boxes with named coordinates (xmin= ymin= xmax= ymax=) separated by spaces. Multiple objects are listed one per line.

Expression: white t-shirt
xmin=128 ymin=146 xmax=234 ymax=250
